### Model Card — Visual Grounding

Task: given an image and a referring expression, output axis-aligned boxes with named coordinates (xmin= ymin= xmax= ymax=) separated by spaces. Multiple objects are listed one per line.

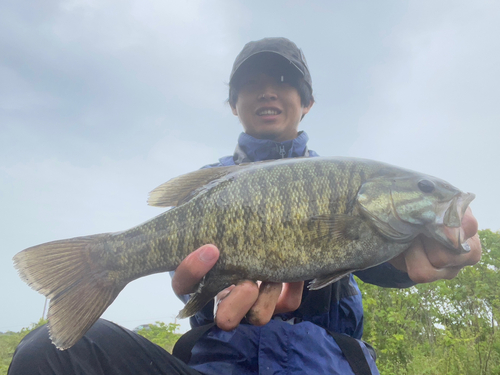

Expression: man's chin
xmin=249 ymin=127 xmax=297 ymax=142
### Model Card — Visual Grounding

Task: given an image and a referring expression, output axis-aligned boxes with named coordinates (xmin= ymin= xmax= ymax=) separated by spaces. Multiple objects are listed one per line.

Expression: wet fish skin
xmin=13 ymin=157 xmax=474 ymax=349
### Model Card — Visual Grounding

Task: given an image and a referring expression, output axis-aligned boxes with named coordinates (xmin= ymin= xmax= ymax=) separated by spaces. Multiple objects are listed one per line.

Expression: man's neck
xmin=246 ymin=130 xmax=299 ymax=143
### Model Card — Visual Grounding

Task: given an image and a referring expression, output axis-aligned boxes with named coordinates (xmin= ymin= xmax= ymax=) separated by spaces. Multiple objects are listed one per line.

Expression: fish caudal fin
xmin=13 ymin=234 xmax=123 ymax=350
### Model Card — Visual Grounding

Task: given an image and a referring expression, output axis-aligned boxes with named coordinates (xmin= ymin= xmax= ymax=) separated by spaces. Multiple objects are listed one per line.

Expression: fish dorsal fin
xmin=148 ymin=166 xmax=240 ymax=207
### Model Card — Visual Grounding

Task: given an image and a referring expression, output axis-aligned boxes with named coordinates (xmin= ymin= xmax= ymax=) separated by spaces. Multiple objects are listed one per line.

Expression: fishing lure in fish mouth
xmin=356 ymin=173 xmax=475 ymax=253
xmin=13 ymin=156 xmax=475 ymax=350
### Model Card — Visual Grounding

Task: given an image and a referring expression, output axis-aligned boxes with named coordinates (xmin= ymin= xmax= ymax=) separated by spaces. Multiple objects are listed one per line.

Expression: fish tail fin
xmin=13 ymin=234 xmax=123 ymax=350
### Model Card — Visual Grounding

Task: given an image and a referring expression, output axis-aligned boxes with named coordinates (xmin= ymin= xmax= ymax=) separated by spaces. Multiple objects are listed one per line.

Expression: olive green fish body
xmin=94 ymin=159 xmax=400 ymax=288
xmin=92 ymin=158 xmax=368 ymax=279
xmin=13 ymin=157 xmax=475 ymax=349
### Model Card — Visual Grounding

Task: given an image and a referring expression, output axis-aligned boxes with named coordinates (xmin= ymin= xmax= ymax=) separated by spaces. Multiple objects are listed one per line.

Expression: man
xmin=9 ymin=37 xmax=481 ymax=375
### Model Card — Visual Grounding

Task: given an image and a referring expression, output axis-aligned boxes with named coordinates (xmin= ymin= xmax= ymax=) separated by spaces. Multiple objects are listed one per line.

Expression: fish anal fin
xmin=148 ymin=166 xmax=239 ymax=207
xmin=309 ymin=271 xmax=355 ymax=290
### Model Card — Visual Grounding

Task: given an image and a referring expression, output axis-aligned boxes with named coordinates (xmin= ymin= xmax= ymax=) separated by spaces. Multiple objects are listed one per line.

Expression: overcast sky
xmin=1 ymin=0 xmax=499 ymax=334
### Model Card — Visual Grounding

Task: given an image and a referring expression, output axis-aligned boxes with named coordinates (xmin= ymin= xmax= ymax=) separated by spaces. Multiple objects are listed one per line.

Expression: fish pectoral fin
xmin=309 ymin=214 xmax=372 ymax=242
xmin=177 ymin=274 xmax=237 ymax=319
xmin=13 ymin=234 xmax=124 ymax=350
xmin=309 ymin=271 xmax=355 ymax=290
xmin=306 ymin=215 xmax=372 ymax=290
xmin=148 ymin=166 xmax=240 ymax=207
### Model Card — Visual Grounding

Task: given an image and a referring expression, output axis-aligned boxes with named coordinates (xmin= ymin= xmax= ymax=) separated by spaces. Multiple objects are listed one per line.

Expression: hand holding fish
xmin=171 ymin=245 xmax=220 ymax=296
xmin=389 ymin=207 xmax=481 ymax=283
xmin=173 ymin=209 xmax=481 ymax=331
xmin=172 ymin=245 xmax=304 ymax=331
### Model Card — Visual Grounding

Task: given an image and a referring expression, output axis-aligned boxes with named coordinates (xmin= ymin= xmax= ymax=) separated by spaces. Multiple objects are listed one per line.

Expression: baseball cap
xmin=229 ymin=37 xmax=312 ymax=89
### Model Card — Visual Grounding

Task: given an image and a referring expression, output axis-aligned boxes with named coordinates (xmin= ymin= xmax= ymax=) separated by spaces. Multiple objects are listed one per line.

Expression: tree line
xmin=359 ymin=229 xmax=500 ymax=374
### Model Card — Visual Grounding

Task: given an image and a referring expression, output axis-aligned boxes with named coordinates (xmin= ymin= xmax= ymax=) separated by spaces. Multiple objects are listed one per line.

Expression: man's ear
xmin=230 ymin=104 xmax=238 ymax=116
xmin=300 ymin=100 xmax=314 ymax=120
xmin=303 ymin=100 xmax=314 ymax=114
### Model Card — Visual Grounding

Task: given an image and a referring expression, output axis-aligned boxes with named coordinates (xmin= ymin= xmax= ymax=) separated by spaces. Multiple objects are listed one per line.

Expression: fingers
xmin=400 ymin=208 xmax=482 ymax=284
xmin=215 ymin=280 xmax=259 ymax=331
xmin=421 ymin=234 xmax=481 ymax=269
xmin=422 ymin=208 xmax=481 ymax=269
xmin=275 ymin=281 xmax=304 ymax=314
xmin=404 ymin=238 xmax=463 ymax=283
xmin=405 ymin=234 xmax=482 ymax=284
xmin=389 ymin=207 xmax=482 ymax=284
xmin=173 ymin=245 xmax=303 ymax=331
xmin=171 ymin=244 xmax=219 ymax=295
xmin=215 ymin=281 xmax=304 ymax=330
xmin=246 ymin=282 xmax=283 ymax=326
xmin=461 ymin=207 xmax=479 ymax=240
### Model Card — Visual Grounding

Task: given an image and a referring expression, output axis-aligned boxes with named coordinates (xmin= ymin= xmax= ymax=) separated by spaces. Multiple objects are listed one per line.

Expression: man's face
xmin=231 ymin=73 xmax=313 ymax=142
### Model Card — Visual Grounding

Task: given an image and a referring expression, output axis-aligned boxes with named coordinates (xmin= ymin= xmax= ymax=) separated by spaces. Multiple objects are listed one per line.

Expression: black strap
xmin=173 ymin=323 xmax=372 ymax=375
xmin=172 ymin=323 xmax=216 ymax=364
xmin=327 ymin=330 xmax=373 ymax=375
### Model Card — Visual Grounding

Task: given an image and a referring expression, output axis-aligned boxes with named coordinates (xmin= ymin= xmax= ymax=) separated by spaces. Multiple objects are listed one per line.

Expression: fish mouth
xmin=429 ymin=192 xmax=475 ymax=253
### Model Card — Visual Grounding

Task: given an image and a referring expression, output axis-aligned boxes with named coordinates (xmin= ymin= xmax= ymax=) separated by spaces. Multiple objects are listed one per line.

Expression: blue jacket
xmin=186 ymin=132 xmax=413 ymax=375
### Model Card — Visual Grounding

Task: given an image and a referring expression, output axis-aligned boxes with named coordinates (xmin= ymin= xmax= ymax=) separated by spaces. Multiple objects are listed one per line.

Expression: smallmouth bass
xmin=13 ymin=157 xmax=475 ymax=349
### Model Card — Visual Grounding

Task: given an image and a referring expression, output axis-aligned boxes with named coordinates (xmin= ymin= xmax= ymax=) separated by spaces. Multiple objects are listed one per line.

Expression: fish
xmin=13 ymin=156 xmax=475 ymax=350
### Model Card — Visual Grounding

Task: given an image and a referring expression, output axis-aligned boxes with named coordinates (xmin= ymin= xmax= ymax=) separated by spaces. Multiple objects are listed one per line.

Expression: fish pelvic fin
xmin=13 ymin=234 xmax=123 ymax=350
xmin=177 ymin=290 xmax=214 ymax=319
xmin=177 ymin=274 xmax=237 ymax=319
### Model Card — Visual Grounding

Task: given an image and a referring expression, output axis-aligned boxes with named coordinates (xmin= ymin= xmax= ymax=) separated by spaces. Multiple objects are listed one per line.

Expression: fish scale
xmin=13 ymin=156 xmax=475 ymax=349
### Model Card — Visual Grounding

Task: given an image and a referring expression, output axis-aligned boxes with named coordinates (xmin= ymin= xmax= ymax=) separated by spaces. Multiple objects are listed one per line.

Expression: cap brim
xmin=230 ymin=51 xmax=305 ymax=84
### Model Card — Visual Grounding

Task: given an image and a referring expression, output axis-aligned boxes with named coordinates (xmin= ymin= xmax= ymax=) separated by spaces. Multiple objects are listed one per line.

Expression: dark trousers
xmin=8 ymin=319 xmax=201 ymax=375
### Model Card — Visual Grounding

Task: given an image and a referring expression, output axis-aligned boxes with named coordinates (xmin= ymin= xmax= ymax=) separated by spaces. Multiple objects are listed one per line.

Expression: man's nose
xmin=258 ymin=89 xmax=278 ymax=101
xmin=258 ymin=92 xmax=278 ymax=101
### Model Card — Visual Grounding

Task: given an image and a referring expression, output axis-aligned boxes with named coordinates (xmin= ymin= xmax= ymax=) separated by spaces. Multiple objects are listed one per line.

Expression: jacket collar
xmin=232 ymin=131 xmax=311 ymax=164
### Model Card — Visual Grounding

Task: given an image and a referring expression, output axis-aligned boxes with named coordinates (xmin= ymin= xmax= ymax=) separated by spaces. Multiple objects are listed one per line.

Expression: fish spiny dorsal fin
xmin=148 ymin=159 xmax=295 ymax=208
xmin=148 ymin=165 xmax=240 ymax=207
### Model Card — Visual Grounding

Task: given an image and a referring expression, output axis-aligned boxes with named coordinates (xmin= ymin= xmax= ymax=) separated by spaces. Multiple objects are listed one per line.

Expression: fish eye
xmin=418 ymin=179 xmax=435 ymax=193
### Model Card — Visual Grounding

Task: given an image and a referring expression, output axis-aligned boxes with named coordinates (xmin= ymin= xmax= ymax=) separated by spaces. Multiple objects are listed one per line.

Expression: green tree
xmin=0 ymin=319 xmax=181 ymax=374
xmin=136 ymin=321 xmax=182 ymax=353
xmin=432 ymin=229 xmax=500 ymax=375
xmin=359 ymin=229 xmax=500 ymax=375
xmin=0 ymin=319 xmax=47 ymax=375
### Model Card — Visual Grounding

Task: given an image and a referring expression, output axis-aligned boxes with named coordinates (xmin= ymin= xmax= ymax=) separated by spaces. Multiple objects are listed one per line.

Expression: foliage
xmin=0 ymin=319 xmax=181 ymax=375
xmin=358 ymin=229 xmax=500 ymax=375
xmin=0 ymin=319 xmax=47 ymax=375
xmin=135 ymin=321 xmax=182 ymax=353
